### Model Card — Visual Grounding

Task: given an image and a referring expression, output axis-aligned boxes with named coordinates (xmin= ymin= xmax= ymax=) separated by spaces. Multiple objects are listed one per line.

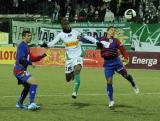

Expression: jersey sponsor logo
xmin=65 ymin=41 xmax=79 ymax=47
xmin=101 ymin=41 xmax=110 ymax=48
xmin=131 ymin=56 xmax=157 ymax=67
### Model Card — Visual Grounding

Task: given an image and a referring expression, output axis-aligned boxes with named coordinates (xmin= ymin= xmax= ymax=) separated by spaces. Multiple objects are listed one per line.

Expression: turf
xmin=0 ymin=64 xmax=160 ymax=121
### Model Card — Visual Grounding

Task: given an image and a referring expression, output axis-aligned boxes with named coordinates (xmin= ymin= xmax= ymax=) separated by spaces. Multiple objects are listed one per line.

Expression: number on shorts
xmin=66 ymin=66 xmax=72 ymax=72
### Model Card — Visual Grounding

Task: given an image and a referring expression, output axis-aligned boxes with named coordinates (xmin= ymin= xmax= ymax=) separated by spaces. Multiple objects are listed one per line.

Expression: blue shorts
xmin=103 ymin=57 xmax=123 ymax=78
xmin=15 ymin=71 xmax=32 ymax=84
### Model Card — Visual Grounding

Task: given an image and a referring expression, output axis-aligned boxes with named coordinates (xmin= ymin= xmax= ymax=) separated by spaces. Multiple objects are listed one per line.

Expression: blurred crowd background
xmin=0 ymin=0 xmax=159 ymax=23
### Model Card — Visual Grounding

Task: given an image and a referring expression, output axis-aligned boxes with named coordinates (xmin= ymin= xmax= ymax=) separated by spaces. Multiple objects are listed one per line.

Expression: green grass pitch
xmin=0 ymin=65 xmax=160 ymax=121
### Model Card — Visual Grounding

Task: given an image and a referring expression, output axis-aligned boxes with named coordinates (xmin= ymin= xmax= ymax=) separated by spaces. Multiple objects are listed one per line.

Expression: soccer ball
xmin=124 ymin=9 xmax=136 ymax=20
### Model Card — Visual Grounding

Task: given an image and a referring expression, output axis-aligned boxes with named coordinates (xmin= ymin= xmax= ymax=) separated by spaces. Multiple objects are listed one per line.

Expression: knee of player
xmin=120 ymin=69 xmax=128 ymax=76
xmin=65 ymin=73 xmax=73 ymax=82
xmin=106 ymin=77 xmax=113 ymax=84
xmin=74 ymin=70 xmax=80 ymax=75
xmin=74 ymin=65 xmax=82 ymax=75
xmin=66 ymin=78 xmax=71 ymax=82
xmin=24 ymin=84 xmax=31 ymax=91
xmin=74 ymin=67 xmax=81 ymax=75
xmin=27 ymin=77 xmax=38 ymax=85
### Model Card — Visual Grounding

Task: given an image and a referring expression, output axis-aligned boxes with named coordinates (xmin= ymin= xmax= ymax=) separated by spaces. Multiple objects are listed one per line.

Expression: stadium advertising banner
xmin=84 ymin=51 xmax=160 ymax=69
xmin=30 ymin=48 xmax=66 ymax=66
xmin=30 ymin=48 xmax=104 ymax=67
xmin=1 ymin=47 xmax=160 ymax=70
xmin=0 ymin=47 xmax=104 ymax=66
xmin=12 ymin=21 xmax=40 ymax=45
xmin=131 ymin=23 xmax=160 ymax=52
xmin=84 ymin=50 xmax=103 ymax=67
xmin=0 ymin=47 xmax=66 ymax=65
xmin=126 ymin=52 xmax=160 ymax=70
xmin=0 ymin=47 xmax=16 ymax=64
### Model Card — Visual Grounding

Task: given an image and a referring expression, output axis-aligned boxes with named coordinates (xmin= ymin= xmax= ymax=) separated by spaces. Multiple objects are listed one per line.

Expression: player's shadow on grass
xmin=114 ymin=104 xmax=135 ymax=109
xmin=107 ymin=104 xmax=136 ymax=111
xmin=111 ymin=104 xmax=153 ymax=114
xmin=69 ymin=102 xmax=90 ymax=109
xmin=0 ymin=107 xmax=17 ymax=111
xmin=111 ymin=104 xmax=155 ymax=115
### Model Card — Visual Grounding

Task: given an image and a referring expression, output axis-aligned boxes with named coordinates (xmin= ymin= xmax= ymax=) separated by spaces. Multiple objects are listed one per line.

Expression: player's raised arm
xmin=82 ymin=34 xmax=98 ymax=44
xmin=47 ymin=33 xmax=61 ymax=48
xmin=30 ymin=53 xmax=47 ymax=62
xmin=40 ymin=33 xmax=61 ymax=48
xmin=80 ymin=34 xmax=103 ymax=49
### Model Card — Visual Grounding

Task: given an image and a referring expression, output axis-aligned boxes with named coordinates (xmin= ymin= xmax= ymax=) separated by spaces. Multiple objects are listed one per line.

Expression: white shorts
xmin=65 ymin=57 xmax=83 ymax=74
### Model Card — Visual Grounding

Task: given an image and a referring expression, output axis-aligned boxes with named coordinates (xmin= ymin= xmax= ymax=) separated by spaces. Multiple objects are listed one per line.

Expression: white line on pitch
xmin=1 ymin=92 xmax=160 ymax=98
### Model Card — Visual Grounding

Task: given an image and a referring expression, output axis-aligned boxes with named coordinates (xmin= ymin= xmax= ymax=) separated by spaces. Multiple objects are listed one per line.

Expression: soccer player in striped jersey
xmin=97 ymin=26 xmax=139 ymax=108
xmin=13 ymin=30 xmax=47 ymax=110
xmin=41 ymin=20 xmax=100 ymax=99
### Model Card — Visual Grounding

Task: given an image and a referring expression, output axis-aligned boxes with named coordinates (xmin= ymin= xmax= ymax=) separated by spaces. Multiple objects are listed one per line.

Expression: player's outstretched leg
xmin=125 ymin=74 xmax=139 ymax=94
xmin=120 ymin=69 xmax=139 ymax=94
xmin=16 ymin=83 xmax=30 ymax=109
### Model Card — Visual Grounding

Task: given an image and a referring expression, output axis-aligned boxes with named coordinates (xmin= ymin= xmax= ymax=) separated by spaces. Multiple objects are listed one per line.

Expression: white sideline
xmin=1 ymin=92 xmax=160 ymax=98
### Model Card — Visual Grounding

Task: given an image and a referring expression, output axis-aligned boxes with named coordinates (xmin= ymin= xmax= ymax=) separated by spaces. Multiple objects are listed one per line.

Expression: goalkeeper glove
xmin=40 ymin=43 xmax=48 ymax=48
xmin=96 ymin=42 xmax=103 ymax=49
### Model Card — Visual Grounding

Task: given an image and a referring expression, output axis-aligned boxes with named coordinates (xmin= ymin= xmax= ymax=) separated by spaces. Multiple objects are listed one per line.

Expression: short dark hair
xmin=107 ymin=26 xmax=115 ymax=31
xmin=22 ymin=30 xmax=31 ymax=37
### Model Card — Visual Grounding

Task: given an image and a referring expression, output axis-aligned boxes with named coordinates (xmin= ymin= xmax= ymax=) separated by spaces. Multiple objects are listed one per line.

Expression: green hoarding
xmin=12 ymin=21 xmax=131 ymax=50
xmin=12 ymin=21 xmax=160 ymax=51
